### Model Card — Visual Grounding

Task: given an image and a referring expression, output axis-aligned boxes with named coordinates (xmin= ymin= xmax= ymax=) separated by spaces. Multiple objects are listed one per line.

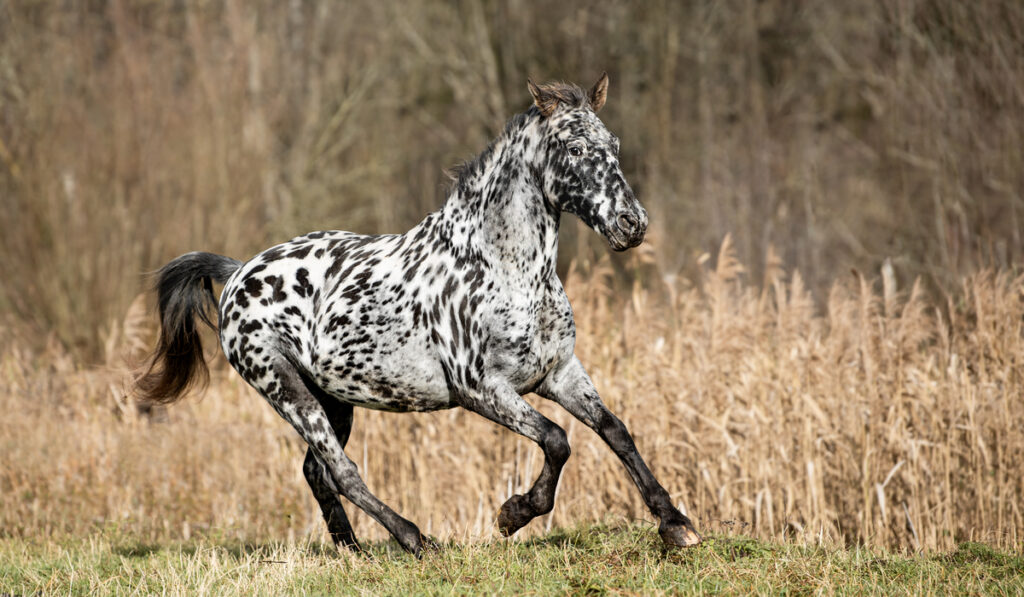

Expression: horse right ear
xmin=589 ymin=72 xmax=609 ymax=112
xmin=527 ymin=79 xmax=558 ymax=117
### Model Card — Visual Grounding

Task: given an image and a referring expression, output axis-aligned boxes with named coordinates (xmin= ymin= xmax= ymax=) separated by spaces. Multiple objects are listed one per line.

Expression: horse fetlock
xmin=497 ymin=493 xmax=535 ymax=537
xmin=326 ymin=513 xmax=359 ymax=550
xmin=543 ymin=427 xmax=571 ymax=467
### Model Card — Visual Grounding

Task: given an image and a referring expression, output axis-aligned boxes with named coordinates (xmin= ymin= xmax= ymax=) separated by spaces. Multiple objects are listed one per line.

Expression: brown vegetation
xmin=0 ymin=0 xmax=1022 ymax=553
xmin=2 ymin=240 xmax=1021 ymax=550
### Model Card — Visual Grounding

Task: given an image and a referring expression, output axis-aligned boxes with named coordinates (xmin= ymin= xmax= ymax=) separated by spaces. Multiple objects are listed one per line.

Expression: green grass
xmin=2 ymin=523 xmax=1022 ymax=596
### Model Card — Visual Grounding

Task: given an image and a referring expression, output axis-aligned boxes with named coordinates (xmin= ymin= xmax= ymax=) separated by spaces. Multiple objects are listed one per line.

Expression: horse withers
xmin=136 ymin=74 xmax=702 ymax=556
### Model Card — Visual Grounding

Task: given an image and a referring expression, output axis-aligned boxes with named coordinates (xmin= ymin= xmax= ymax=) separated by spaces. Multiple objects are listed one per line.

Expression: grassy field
xmin=3 ymin=522 xmax=1022 ymax=595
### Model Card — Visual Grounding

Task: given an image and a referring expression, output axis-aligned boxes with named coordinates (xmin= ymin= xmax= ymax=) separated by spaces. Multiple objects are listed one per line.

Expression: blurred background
xmin=2 ymin=0 xmax=1022 ymax=359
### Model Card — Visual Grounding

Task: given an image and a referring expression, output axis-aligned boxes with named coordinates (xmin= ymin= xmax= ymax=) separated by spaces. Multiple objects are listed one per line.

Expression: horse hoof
xmin=421 ymin=534 xmax=442 ymax=552
xmin=395 ymin=521 xmax=426 ymax=557
xmin=660 ymin=522 xmax=702 ymax=548
xmin=497 ymin=494 xmax=534 ymax=537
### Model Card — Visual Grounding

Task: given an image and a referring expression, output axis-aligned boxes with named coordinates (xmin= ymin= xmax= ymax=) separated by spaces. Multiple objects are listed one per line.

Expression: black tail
xmin=135 ymin=252 xmax=242 ymax=404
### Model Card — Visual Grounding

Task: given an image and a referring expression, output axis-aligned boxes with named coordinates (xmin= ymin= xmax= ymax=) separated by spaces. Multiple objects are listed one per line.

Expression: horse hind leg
xmin=252 ymin=357 xmax=425 ymax=555
xmin=303 ymin=449 xmax=358 ymax=549
xmin=299 ymin=382 xmax=359 ymax=549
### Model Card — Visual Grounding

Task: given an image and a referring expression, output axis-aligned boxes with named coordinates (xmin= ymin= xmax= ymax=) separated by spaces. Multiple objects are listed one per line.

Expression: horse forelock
xmin=530 ymin=81 xmax=589 ymax=110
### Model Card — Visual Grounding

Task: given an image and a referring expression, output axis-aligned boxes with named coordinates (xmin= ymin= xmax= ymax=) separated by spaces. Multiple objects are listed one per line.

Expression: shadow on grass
xmin=108 ymin=523 xmax=788 ymax=566
xmin=111 ymin=539 xmax=343 ymax=560
xmin=935 ymin=542 xmax=1024 ymax=579
xmin=112 ymin=543 xmax=163 ymax=558
xmin=519 ymin=528 xmax=592 ymax=550
xmin=520 ymin=522 xmax=776 ymax=564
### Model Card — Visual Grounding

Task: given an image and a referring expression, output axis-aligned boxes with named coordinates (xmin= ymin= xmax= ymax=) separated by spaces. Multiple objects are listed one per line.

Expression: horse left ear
xmin=589 ymin=72 xmax=609 ymax=112
xmin=528 ymin=78 xmax=558 ymax=117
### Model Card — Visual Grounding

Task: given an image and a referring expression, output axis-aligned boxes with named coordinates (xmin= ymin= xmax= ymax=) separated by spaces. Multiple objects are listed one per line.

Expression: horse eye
xmin=568 ymin=146 xmax=583 ymax=157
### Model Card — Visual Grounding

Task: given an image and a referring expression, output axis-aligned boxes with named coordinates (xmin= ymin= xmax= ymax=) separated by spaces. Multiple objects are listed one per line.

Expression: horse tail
xmin=135 ymin=252 xmax=243 ymax=404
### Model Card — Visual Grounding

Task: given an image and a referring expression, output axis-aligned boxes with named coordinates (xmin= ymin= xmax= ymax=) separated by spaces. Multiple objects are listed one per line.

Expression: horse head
xmin=527 ymin=73 xmax=648 ymax=251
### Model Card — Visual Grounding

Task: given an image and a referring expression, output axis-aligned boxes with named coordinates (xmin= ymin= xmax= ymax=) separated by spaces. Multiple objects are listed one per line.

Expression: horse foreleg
xmin=459 ymin=382 xmax=570 ymax=537
xmin=537 ymin=356 xmax=701 ymax=547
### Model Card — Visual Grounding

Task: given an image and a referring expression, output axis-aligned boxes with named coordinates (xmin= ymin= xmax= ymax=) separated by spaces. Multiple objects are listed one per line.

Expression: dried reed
xmin=2 ymin=240 xmax=1020 ymax=551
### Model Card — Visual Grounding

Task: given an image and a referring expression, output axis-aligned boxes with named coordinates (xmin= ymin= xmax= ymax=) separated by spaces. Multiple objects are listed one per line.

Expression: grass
xmin=2 ymin=3 xmax=1023 ymax=593
xmin=2 ymin=522 xmax=1022 ymax=595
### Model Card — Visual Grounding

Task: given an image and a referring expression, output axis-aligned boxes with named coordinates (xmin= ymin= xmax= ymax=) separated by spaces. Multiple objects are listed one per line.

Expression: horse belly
xmin=312 ymin=333 xmax=454 ymax=412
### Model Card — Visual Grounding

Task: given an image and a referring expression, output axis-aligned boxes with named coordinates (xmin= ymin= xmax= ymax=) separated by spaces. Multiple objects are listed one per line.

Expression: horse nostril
xmin=617 ymin=212 xmax=637 ymax=232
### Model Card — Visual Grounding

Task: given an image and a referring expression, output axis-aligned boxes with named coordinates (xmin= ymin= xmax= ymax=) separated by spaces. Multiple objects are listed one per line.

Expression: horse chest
xmin=484 ymin=280 xmax=575 ymax=391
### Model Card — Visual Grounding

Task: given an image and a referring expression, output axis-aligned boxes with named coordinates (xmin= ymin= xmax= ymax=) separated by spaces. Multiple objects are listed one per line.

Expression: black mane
xmin=446 ymin=83 xmax=589 ymax=195
xmin=446 ymin=108 xmax=540 ymax=195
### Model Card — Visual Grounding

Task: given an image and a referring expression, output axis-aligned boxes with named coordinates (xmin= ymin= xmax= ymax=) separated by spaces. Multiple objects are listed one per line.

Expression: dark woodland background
xmin=2 ymin=0 xmax=1022 ymax=357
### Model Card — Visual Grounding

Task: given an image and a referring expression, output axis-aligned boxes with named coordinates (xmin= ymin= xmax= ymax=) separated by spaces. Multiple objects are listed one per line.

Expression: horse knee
xmin=543 ymin=426 xmax=571 ymax=468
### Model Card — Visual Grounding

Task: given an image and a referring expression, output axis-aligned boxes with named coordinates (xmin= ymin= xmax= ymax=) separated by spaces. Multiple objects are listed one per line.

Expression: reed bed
xmin=2 ymin=238 xmax=1021 ymax=551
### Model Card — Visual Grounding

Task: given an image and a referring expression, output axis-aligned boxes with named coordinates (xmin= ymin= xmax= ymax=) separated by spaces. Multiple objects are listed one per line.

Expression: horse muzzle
xmin=610 ymin=206 xmax=648 ymax=251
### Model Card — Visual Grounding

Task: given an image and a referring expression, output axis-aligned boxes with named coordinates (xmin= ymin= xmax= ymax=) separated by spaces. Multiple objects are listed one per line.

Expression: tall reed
xmin=2 ymin=242 xmax=1020 ymax=550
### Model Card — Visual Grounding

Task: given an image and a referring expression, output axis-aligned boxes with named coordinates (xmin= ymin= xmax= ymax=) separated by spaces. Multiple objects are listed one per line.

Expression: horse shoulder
xmin=474 ymin=273 xmax=575 ymax=391
xmin=538 ymin=277 xmax=577 ymax=364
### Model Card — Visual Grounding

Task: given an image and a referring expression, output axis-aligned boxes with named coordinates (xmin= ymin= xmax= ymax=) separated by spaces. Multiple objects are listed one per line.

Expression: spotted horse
xmin=137 ymin=74 xmax=702 ymax=556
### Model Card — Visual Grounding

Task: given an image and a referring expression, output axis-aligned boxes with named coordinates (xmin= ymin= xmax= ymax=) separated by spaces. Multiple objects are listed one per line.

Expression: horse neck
xmin=437 ymin=129 xmax=559 ymax=281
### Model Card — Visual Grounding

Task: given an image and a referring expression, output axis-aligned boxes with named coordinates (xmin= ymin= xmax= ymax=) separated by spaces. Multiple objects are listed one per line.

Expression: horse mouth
xmin=607 ymin=227 xmax=644 ymax=251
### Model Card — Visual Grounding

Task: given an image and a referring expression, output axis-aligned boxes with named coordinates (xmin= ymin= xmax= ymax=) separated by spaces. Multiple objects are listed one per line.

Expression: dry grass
xmin=2 ymin=239 xmax=1021 ymax=551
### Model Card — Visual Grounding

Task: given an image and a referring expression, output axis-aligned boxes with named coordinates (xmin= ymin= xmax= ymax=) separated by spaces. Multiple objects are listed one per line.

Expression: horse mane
xmin=446 ymin=82 xmax=589 ymax=193
xmin=445 ymin=110 xmax=535 ymax=194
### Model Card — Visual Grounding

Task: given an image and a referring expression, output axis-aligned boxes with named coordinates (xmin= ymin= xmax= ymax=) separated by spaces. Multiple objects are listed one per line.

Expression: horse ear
xmin=528 ymin=78 xmax=558 ymax=117
xmin=589 ymin=72 xmax=609 ymax=112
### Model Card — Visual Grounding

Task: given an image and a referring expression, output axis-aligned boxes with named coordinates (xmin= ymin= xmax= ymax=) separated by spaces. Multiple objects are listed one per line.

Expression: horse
xmin=136 ymin=74 xmax=702 ymax=556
